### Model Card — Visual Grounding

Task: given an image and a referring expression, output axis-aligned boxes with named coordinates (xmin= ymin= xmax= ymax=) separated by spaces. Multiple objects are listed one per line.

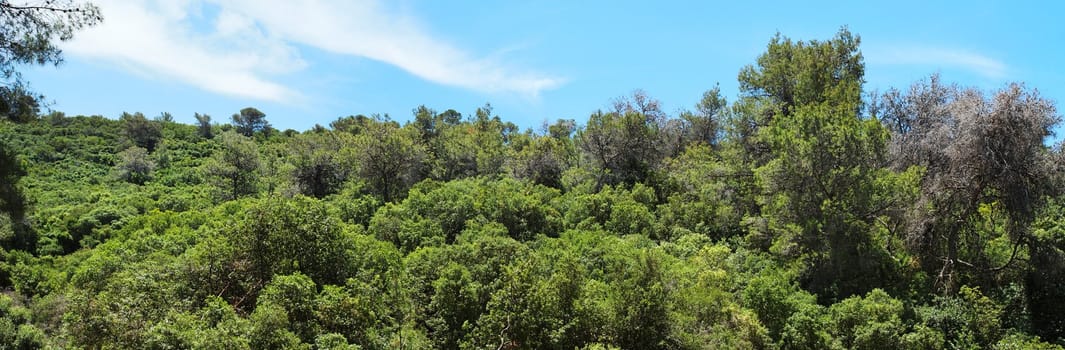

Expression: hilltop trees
xmin=737 ymin=28 xmax=909 ymax=300
xmin=120 ymin=112 xmax=162 ymax=152
xmin=0 ymin=27 xmax=1064 ymax=349
xmin=577 ymin=91 xmax=666 ymax=188
xmin=204 ymin=131 xmax=261 ymax=200
xmin=353 ymin=119 xmax=427 ymax=202
xmin=288 ymin=132 xmax=356 ymax=198
xmin=194 ymin=113 xmax=213 ymax=139
xmin=232 ymin=107 xmax=271 ymax=137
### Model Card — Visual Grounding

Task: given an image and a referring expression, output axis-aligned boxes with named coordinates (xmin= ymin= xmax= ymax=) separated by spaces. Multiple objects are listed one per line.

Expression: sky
xmin=22 ymin=0 xmax=1065 ymax=134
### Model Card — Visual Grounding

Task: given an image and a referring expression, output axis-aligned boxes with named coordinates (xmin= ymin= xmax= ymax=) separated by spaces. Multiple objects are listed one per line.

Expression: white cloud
xmin=866 ymin=45 xmax=1008 ymax=80
xmin=65 ymin=0 xmax=303 ymax=102
xmin=62 ymin=0 xmax=563 ymax=103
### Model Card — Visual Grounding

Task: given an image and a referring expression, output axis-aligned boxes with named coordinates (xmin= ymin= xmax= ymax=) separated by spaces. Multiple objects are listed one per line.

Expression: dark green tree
xmin=430 ymin=104 xmax=515 ymax=180
xmin=746 ymin=28 xmax=906 ymax=300
xmin=120 ymin=112 xmax=162 ymax=152
xmin=685 ymin=84 xmax=727 ymax=147
xmin=0 ymin=141 xmax=31 ymax=251
xmin=232 ymin=107 xmax=270 ymax=137
xmin=577 ymin=109 xmax=662 ymax=188
xmin=194 ymin=113 xmax=212 ymax=139
xmin=289 ymin=131 xmax=356 ymax=198
xmin=353 ymin=117 xmax=426 ymax=202
xmin=203 ymin=131 xmax=261 ymax=200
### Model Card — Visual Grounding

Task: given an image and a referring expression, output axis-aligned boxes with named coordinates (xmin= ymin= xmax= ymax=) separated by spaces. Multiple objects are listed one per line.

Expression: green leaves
xmin=0 ymin=26 xmax=1062 ymax=349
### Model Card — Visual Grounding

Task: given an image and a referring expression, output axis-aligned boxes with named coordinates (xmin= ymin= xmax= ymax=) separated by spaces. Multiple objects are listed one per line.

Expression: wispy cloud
xmin=866 ymin=45 xmax=1008 ymax=80
xmin=65 ymin=0 xmax=305 ymax=102
xmin=63 ymin=0 xmax=563 ymax=103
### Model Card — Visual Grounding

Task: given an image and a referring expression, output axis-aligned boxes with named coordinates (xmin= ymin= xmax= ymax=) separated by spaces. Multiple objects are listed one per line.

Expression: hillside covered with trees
xmin=2 ymin=26 xmax=1065 ymax=349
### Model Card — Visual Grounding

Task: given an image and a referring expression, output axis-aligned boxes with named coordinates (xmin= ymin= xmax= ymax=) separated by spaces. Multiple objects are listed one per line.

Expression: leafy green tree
xmin=827 ymin=289 xmax=906 ymax=349
xmin=0 ymin=140 xmax=30 ymax=252
xmin=232 ymin=107 xmax=270 ymax=137
xmin=411 ymin=105 xmax=461 ymax=144
xmin=120 ymin=111 xmax=163 ymax=152
xmin=611 ymin=251 xmax=673 ymax=349
xmin=657 ymin=143 xmax=744 ymax=240
xmin=329 ymin=114 xmax=372 ymax=134
xmin=914 ymin=286 xmax=1004 ymax=348
xmin=203 ymin=131 xmax=261 ymax=200
xmin=114 ymin=146 xmax=154 ymax=185
xmin=509 ymin=124 xmax=577 ymax=189
xmin=194 ymin=112 xmax=213 ymax=139
xmin=741 ymin=28 xmax=906 ymax=300
xmin=577 ymin=109 xmax=662 ymax=188
xmin=257 ymin=273 xmax=318 ymax=342
xmin=682 ymin=84 xmax=727 ymax=148
xmin=430 ymin=104 xmax=515 ymax=180
xmin=289 ymin=131 xmax=356 ymax=198
xmin=230 ymin=196 xmax=352 ymax=286
xmin=730 ymin=27 xmax=864 ymax=169
xmin=353 ymin=117 xmax=426 ymax=202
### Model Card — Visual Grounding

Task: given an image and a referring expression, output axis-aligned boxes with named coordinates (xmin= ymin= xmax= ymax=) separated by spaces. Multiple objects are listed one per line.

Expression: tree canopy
xmin=0 ymin=27 xmax=1063 ymax=349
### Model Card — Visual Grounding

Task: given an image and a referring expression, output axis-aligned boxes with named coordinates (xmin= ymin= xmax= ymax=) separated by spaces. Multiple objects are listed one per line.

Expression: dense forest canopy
xmin=1 ymin=18 xmax=1064 ymax=350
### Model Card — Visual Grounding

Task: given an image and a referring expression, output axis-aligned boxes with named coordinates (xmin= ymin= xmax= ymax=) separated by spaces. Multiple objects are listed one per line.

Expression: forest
xmin=1 ymin=7 xmax=1065 ymax=349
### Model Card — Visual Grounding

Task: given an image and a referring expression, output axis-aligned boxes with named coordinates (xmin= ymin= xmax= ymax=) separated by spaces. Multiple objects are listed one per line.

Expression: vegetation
xmin=0 ymin=23 xmax=1063 ymax=349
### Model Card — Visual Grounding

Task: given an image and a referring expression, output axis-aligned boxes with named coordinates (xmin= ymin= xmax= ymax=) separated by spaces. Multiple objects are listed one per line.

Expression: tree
xmin=155 ymin=112 xmax=174 ymax=123
xmin=0 ymin=140 xmax=31 ymax=251
xmin=509 ymin=133 xmax=576 ymax=189
xmin=204 ymin=131 xmax=261 ymax=200
xmin=577 ymin=105 xmax=663 ymax=187
xmin=730 ymin=27 xmax=864 ymax=167
xmin=232 ymin=107 xmax=270 ymax=137
xmin=0 ymin=1 xmax=101 ymax=121
xmin=288 ymin=132 xmax=356 ymax=198
xmin=682 ymin=84 xmax=727 ymax=148
xmin=746 ymin=28 xmax=904 ymax=300
xmin=353 ymin=118 xmax=426 ymax=202
xmin=114 ymin=146 xmax=154 ymax=185
xmin=430 ymin=104 xmax=515 ymax=180
xmin=876 ymin=77 xmax=1060 ymax=294
xmin=120 ymin=112 xmax=162 ymax=152
xmin=329 ymin=114 xmax=371 ymax=134
xmin=194 ymin=113 xmax=212 ymax=139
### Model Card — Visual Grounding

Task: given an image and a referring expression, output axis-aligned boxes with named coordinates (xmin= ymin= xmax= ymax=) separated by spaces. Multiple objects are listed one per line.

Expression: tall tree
xmin=232 ymin=107 xmax=270 ymax=137
xmin=194 ymin=113 xmax=213 ymax=139
xmin=731 ymin=27 xmax=864 ymax=166
xmin=685 ymin=84 xmax=727 ymax=147
xmin=0 ymin=141 xmax=31 ymax=251
xmin=354 ymin=117 xmax=426 ymax=202
xmin=744 ymin=28 xmax=906 ymax=300
xmin=431 ymin=104 xmax=514 ymax=180
xmin=120 ymin=112 xmax=162 ymax=152
xmin=204 ymin=131 xmax=261 ymax=201
xmin=577 ymin=90 xmax=665 ymax=188
xmin=876 ymin=77 xmax=1060 ymax=293
xmin=288 ymin=131 xmax=356 ymax=198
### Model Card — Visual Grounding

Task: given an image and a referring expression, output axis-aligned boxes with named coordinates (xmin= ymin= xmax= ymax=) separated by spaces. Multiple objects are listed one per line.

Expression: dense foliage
xmin=0 ymin=28 xmax=1063 ymax=349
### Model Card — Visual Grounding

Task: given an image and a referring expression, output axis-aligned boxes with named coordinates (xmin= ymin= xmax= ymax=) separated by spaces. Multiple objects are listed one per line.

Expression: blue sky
xmin=23 ymin=0 xmax=1065 ymax=134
